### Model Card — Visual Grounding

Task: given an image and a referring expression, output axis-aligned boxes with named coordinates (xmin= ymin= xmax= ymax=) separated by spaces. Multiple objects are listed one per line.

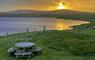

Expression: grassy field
xmin=0 ymin=22 xmax=95 ymax=60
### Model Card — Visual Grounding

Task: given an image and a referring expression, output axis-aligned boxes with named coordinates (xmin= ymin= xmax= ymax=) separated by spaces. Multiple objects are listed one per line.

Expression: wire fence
xmin=0 ymin=24 xmax=65 ymax=36
xmin=1 ymin=24 xmax=72 ymax=36
xmin=0 ymin=24 xmax=73 ymax=43
xmin=0 ymin=25 xmax=58 ymax=44
xmin=25 ymin=25 xmax=58 ymax=32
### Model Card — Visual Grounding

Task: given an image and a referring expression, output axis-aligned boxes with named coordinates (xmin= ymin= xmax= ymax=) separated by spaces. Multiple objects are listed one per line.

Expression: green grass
xmin=0 ymin=22 xmax=95 ymax=60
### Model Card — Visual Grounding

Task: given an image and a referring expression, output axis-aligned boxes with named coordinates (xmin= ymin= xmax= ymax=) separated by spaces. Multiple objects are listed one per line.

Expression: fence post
xmin=43 ymin=25 xmax=46 ymax=32
xmin=26 ymin=28 xmax=29 ymax=32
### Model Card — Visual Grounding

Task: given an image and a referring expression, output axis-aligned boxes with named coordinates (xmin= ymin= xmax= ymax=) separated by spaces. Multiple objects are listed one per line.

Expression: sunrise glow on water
xmin=0 ymin=17 xmax=90 ymax=36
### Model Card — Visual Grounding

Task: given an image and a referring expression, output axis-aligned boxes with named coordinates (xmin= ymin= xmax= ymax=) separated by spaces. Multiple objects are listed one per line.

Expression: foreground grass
xmin=0 ymin=23 xmax=95 ymax=60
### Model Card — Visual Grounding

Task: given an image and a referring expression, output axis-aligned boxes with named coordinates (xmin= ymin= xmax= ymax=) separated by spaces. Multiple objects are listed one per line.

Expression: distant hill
xmin=0 ymin=9 xmax=95 ymax=21
xmin=51 ymin=9 xmax=95 ymax=21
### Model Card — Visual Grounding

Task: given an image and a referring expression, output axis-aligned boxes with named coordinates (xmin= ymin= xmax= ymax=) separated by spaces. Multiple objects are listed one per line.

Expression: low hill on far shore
xmin=0 ymin=9 xmax=95 ymax=21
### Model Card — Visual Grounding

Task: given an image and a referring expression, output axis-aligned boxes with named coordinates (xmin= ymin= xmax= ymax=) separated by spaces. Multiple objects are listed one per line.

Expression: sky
xmin=0 ymin=0 xmax=95 ymax=12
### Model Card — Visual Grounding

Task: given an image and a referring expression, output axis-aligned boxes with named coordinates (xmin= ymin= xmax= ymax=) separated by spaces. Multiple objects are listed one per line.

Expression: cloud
xmin=0 ymin=0 xmax=95 ymax=12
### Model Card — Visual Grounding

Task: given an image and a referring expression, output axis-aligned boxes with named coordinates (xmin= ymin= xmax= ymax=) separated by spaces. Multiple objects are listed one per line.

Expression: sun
xmin=57 ymin=2 xmax=65 ymax=9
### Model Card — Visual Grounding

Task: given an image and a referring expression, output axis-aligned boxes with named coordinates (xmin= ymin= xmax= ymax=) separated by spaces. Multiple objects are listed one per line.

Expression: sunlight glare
xmin=57 ymin=2 xmax=65 ymax=9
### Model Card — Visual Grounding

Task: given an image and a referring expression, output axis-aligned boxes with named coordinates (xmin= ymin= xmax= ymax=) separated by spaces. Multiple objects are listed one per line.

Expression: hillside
xmin=51 ymin=9 xmax=95 ymax=21
xmin=0 ymin=9 xmax=95 ymax=21
xmin=0 ymin=22 xmax=95 ymax=60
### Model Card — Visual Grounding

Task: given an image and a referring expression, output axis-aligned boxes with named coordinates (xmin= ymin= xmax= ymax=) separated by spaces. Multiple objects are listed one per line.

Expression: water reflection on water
xmin=0 ymin=17 xmax=89 ymax=36
xmin=54 ymin=19 xmax=89 ymax=30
